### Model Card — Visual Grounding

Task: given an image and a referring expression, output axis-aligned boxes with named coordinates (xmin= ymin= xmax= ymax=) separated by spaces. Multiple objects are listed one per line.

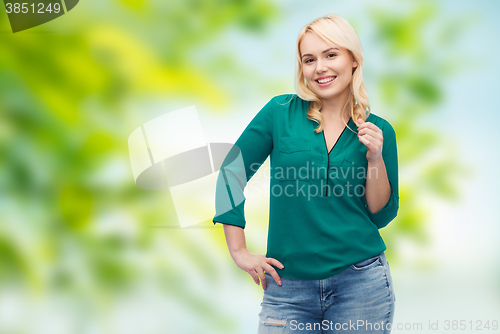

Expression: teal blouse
xmin=213 ymin=94 xmax=399 ymax=280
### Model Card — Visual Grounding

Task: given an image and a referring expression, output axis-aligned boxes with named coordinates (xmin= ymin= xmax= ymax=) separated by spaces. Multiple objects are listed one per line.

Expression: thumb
xmin=357 ymin=117 xmax=365 ymax=126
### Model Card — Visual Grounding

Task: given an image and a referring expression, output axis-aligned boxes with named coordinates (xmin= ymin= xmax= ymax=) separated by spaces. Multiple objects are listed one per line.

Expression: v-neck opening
xmin=322 ymin=117 xmax=353 ymax=155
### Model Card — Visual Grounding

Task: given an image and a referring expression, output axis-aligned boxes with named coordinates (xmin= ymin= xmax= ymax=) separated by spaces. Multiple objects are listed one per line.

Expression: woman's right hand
xmin=230 ymin=249 xmax=284 ymax=290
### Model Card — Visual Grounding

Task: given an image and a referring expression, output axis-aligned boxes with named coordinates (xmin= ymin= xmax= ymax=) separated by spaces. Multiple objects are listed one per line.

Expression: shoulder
xmin=269 ymin=93 xmax=309 ymax=107
xmin=366 ymin=112 xmax=396 ymax=142
xmin=265 ymin=94 xmax=310 ymax=114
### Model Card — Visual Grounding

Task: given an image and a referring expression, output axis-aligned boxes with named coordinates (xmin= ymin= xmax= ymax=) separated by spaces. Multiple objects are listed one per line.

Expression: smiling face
xmin=300 ymin=32 xmax=358 ymax=104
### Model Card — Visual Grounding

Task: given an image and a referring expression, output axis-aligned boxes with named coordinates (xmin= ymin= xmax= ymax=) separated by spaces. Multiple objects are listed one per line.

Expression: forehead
xmin=300 ymin=32 xmax=344 ymax=55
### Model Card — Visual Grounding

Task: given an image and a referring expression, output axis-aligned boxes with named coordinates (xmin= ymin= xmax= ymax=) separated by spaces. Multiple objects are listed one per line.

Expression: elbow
xmin=376 ymin=202 xmax=399 ymax=229
xmin=370 ymin=199 xmax=399 ymax=229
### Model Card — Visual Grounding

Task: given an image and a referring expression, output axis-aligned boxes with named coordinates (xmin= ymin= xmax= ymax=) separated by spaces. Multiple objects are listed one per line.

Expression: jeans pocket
xmin=350 ymin=253 xmax=382 ymax=270
xmin=382 ymin=257 xmax=396 ymax=302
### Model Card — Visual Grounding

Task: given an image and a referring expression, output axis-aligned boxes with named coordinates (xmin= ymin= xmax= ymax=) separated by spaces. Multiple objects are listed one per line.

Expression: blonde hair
xmin=295 ymin=14 xmax=370 ymax=134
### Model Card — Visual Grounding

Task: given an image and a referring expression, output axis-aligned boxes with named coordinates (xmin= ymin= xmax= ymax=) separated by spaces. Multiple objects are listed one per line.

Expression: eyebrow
xmin=301 ymin=47 xmax=340 ymax=59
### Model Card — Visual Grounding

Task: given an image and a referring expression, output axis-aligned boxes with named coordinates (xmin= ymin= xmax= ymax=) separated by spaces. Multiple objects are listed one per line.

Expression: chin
xmin=315 ymin=91 xmax=340 ymax=101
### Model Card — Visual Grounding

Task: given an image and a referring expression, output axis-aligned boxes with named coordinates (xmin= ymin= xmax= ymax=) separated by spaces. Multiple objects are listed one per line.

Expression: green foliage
xmin=0 ymin=0 xmax=277 ymax=332
xmin=371 ymin=2 xmax=468 ymax=268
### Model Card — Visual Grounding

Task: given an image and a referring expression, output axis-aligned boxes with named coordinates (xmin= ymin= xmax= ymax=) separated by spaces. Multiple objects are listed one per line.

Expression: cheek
xmin=303 ymin=67 xmax=314 ymax=79
xmin=342 ymin=62 xmax=355 ymax=75
xmin=337 ymin=65 xmax=353 ymax=80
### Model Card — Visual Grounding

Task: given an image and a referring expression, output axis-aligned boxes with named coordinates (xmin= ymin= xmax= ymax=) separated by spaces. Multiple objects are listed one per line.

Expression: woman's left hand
xmin=357 ymin=117 xmax=383 ymax=163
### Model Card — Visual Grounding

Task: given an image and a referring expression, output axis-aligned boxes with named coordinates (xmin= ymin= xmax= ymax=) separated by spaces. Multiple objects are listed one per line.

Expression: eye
xmin=304 ymin=58 xmax=314 ymax=64
xmin=327 ymin=53 xmax=337 ymax=58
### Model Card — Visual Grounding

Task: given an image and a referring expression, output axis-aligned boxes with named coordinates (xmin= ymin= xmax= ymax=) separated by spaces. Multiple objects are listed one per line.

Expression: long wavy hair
xmin=295 ymin=14 xmax=370 ymax=134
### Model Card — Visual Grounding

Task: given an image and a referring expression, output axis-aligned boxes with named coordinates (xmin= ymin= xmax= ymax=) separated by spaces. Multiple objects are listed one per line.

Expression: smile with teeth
xmin=316 ymin=76 xmax=336 ymax=84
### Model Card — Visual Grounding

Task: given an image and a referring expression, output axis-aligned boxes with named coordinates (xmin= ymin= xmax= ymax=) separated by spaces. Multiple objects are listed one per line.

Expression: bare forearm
xmin=365 ymin=156 xmax=391 ymax=214
xmin=222 ymin=223 xmax=248 ymax=257
xmin=221 ymin=223 xmax=283 ymax=289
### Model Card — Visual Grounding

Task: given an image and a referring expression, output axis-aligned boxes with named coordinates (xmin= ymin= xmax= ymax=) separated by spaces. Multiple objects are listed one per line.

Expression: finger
xmin=357 ymin=126 xmax=381 ymax=138
xmin=357 ymin=118 xmax=369 ymax=130
xmin=358 ymin=132 xmax=380 ymax=144
xmin=358 ymin=134 xmax=376 ymax=148
xmin=358 ymin=135 xmax=370 ymax=146
xmin=266 ymin=257 xmax=285 ymax=270
xmin=248 ymin=270 xmax=260 ymax=286
xmin=265 ymin=265 xmax=282 ymax=286
xmin=359 ymin=135 xmax=382 ymax=151
xmin=256 ymin=267 xmax=267 ymax=290
xmin=357 ymin=121 xmax=380 ymax=133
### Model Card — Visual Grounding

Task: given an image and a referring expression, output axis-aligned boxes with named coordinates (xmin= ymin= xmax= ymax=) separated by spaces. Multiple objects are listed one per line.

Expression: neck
xmin=320 ymin=90 xmax=352 ymax=122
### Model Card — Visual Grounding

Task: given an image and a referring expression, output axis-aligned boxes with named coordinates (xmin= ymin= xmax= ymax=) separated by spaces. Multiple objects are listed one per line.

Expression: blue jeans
xmin=257 ymin=251 xmax=395 ymax=333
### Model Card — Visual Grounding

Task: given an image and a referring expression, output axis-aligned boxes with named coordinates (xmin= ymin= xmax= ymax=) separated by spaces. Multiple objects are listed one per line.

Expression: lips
xmin=315 ymin=76 xmax=337 ymax=86
xmin=315 ymin=75 xmax=337 ymax=84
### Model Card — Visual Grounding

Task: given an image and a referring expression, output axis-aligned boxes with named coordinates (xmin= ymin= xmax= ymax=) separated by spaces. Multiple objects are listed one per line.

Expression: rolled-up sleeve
xmin=212 ymin=97 xmax=275 ymax=228
xmin=364 ymin=125 xmax=399 ymax=229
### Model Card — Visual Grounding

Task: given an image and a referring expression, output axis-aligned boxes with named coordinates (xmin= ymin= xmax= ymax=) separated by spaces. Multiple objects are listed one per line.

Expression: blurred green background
xmin=1 ymin=0 xmax=499 ymax=333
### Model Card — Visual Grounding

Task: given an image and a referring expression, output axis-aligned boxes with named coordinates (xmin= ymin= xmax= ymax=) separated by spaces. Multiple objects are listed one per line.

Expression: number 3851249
xmin=5 ymin=3 xmax=62 ymax=14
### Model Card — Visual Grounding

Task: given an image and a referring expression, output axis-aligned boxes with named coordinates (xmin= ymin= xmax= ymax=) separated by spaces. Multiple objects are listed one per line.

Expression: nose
xmin=315 ymin=58 xmax=327 ymax=74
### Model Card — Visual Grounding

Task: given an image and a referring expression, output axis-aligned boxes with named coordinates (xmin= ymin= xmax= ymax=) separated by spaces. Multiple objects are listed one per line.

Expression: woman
xmin=213 ymin=14 xmax=398 ymax=333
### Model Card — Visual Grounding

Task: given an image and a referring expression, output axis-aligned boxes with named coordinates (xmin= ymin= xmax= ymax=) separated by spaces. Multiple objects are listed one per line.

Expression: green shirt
xmin=213 ymin=93 xmax=399 ymax=280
